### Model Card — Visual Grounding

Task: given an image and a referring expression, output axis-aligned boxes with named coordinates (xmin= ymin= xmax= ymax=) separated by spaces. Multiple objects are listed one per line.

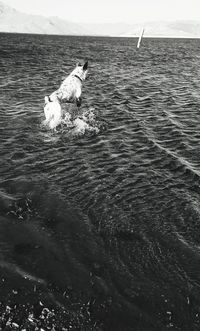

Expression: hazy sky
xmin=5 ymin=0 xmax=200 ymax=23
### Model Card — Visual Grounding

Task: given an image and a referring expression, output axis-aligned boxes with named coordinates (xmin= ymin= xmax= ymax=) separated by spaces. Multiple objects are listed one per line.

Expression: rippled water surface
xmin=1 ymin=33 xmax=200 ymax=330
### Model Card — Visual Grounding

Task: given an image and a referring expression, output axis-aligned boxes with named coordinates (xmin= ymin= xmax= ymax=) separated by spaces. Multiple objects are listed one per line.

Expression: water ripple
xmin=1 ymin=34 xmax=200 ymax=330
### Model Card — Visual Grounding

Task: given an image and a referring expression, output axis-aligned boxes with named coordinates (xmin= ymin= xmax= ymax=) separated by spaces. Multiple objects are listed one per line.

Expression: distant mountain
xmin=117 ymin=21 xmax=200 ymax=38
xmin=0 ymin=1 xmax=200 ymax=38
xmin=81 ymin=21 xmax=200 ymax=38
xmin=80 ymin=22 xmax=134 ymax=37
xmin=0 ymin=1 xmax=88 ymax=35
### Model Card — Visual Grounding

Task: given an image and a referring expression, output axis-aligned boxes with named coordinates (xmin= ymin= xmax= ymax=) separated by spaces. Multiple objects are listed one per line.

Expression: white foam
xmin=43 ymin=106 xmax=100 ymax=136
xmin=63 ymin=107 xmax=100 ymax=135
xmin=73 ymin=118 xmax=89 ymax=134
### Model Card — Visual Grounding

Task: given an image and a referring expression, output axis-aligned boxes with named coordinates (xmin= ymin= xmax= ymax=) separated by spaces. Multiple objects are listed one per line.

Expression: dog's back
xmin=49 ymin=61 xmax=88 ymax=107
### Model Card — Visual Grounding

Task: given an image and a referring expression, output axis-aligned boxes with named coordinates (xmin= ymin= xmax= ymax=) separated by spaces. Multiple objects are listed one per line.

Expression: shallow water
xmin=1 ymin=33 xmax=200 ymax=330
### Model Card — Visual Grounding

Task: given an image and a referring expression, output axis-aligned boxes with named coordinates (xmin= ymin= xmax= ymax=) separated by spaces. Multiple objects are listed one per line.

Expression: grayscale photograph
xmin=0 ymin=0 xmax=200 ymax=330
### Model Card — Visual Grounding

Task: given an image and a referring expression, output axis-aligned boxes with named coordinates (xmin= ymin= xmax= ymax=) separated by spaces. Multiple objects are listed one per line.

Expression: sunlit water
xmin=1 ymin=33 xmax=200 ymax=330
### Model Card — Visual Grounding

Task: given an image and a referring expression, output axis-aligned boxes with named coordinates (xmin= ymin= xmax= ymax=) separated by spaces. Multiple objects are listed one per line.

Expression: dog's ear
xmin=44 ymin=96 xmax=49 ymax=104
xmin=83 ymin=61 xmax=88 ymax=71
xmin=76 ymin=62 xmax=82 ymax=67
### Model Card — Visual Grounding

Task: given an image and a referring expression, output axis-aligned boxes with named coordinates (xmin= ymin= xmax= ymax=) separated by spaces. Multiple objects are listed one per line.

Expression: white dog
xmin=43 ymin=96 xmax=62 ymax=130
xmin=48 ymin=61 xmax=88 ymax=107
xmin=44 ymin=61 xmax=88 ymax=130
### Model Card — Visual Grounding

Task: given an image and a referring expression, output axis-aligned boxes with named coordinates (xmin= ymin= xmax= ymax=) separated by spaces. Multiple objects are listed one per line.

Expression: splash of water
xmin=43 ymin=107 xmax=100 ymax=136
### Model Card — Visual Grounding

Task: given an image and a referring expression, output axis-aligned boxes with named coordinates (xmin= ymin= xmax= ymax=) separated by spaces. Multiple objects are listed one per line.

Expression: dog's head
xmin=71 ymin=61 xmax=88 ymax=81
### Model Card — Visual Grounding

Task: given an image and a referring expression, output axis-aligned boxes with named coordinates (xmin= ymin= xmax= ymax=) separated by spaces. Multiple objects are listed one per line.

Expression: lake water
xmin=1 ymin=33 xmax=200 ymax=330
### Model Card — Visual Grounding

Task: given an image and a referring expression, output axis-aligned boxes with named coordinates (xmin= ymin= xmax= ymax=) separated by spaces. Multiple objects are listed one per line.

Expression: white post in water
xmin=137 ymin=28 xmax=145 ymax=49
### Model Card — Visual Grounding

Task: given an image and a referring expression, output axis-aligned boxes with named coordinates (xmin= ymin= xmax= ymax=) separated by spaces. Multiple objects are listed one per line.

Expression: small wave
xmin=0 ymin=260 xmax=46 ymax=285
